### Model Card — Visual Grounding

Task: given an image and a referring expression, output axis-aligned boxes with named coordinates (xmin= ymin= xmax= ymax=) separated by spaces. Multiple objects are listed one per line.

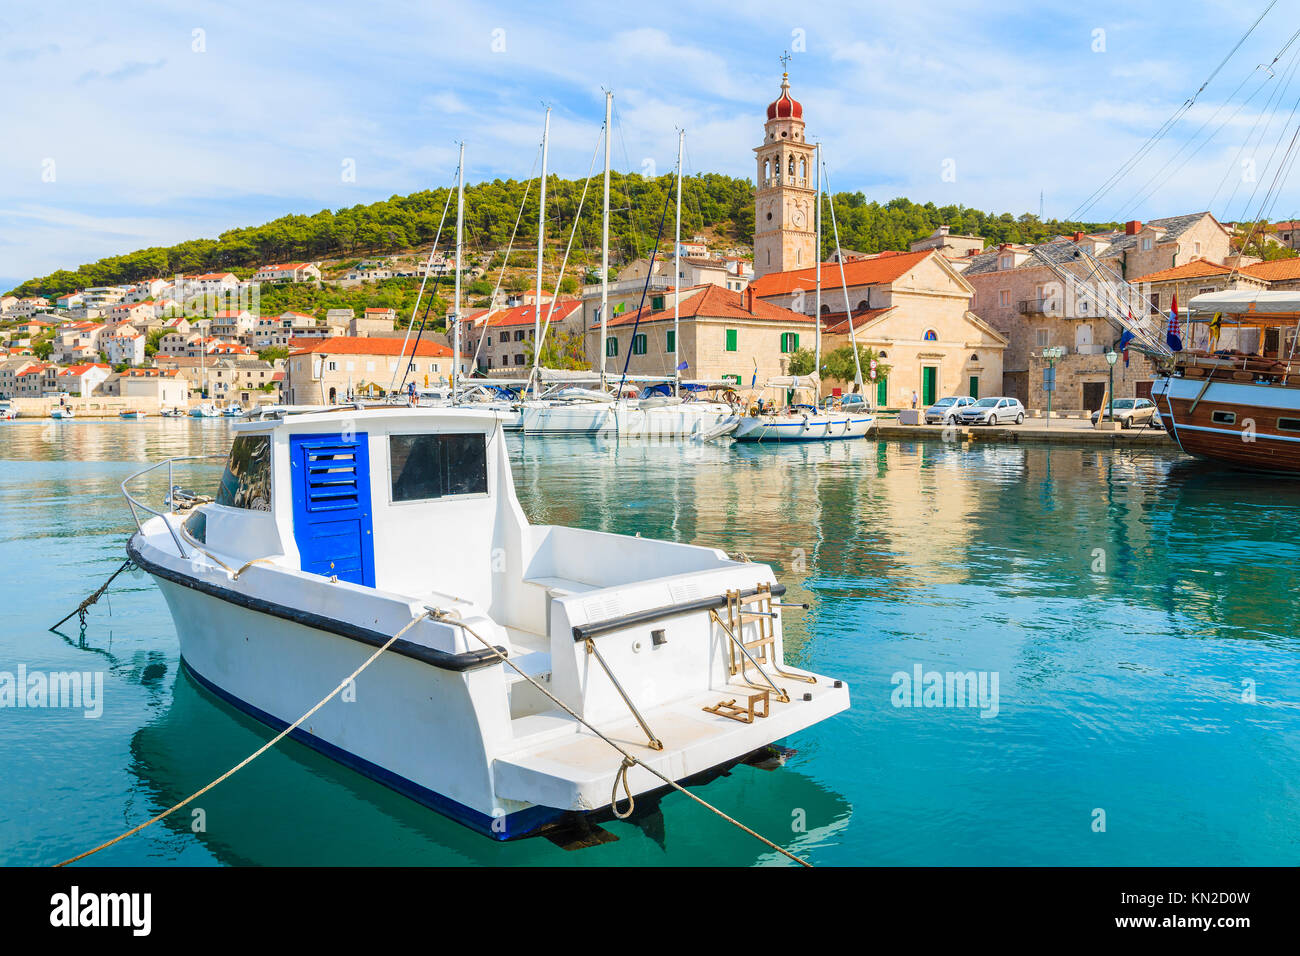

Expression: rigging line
xmin=469 ymin=146 xmax=541 ymax=372
xmin=533 ymin=128 xmax=603 ymax=374
xmin=1233 ymin=80 xmax=1300 ymax=233
xmin=1221 ymin=38 xmax=1300 ymax=216
xmin=1070 ymin=0 xmax=1280 ymax=221
xmin=1245 ymin=119 xmax=1300 ymax=241
xmin=613 ymin=106 xmax=648 ymax=263
xmin=389 ymin=167 xmax=458 ymax=394
xmin=1117 ymin=63 xmax=1273 ymax=219
xmin=616 ymin=184 xmax=675 ymax=398
xmin=1211 ymin=37 xmax=1300 ymax=211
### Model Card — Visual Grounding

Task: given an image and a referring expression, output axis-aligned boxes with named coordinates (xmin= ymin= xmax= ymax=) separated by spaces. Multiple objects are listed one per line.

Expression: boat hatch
xmin=289 ymin=433 xmax=376 ymax=586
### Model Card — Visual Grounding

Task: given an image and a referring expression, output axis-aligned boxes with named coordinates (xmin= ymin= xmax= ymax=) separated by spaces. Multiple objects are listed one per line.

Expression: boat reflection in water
xmin=127 ymin=665 xmax=852 ymax=865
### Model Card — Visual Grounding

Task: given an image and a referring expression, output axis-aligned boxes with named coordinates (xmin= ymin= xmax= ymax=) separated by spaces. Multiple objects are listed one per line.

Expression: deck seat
xmin=524 ymin=575 xmax=601 ymax=598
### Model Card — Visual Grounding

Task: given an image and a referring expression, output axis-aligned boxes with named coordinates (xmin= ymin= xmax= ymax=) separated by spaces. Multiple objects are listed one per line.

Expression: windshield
xmin=933 ymin=398 xmax=956 ymax=406
xmin=1111 ymin=399 xmax=1136 ymax=408
xmin=972 ymin=398 xmax=999 ymax=407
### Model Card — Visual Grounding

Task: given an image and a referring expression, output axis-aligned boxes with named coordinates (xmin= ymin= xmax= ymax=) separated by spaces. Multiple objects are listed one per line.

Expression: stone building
xmin=750 ymin=248 xmax=1007 ymax=405
xmin=464 ymin=301 xmax=582 ymax=373
xmin=965 ymin=212 xmax=1234 ymax=408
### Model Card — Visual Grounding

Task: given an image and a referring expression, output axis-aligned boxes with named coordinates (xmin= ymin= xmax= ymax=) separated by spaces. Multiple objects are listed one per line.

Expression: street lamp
xmin=1105 ymin=348 xmax=1119 ymax=425
xmin=1042 ymin=346 xmax=1065 ymax=427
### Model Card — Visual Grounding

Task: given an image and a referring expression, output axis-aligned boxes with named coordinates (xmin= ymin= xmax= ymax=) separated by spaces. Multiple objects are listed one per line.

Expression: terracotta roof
xmin=604 ymin=284 xmax=814 ymax=328
xmin=821 ymin=307 xmax=894 ymax=335
xmin=290 ymin=336 xmax=458 ymax=357
xmin=1130 ymin=258 xmax=1235 ymax=283
xmin=258 ymin=262 xmax=309 ymax=272
xmin=749 ymin=248 xmax=934 ymax=297
xmin=466 ymin=301 xmax=581 ymax=329
xmin=1241 ymin=258 xmax=1300 ymax=281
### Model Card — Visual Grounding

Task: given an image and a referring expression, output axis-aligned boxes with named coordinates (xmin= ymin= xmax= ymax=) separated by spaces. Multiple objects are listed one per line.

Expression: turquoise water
xmin=1 ymin=419 xmax=1297 ymax=866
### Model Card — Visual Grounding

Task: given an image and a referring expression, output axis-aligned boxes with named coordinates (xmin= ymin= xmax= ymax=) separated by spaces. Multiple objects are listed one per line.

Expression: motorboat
xmin=119 ymin=410 xmax=147 ymax=420
xmin=223 ymin=404 xmax=244 ymax=417
xmin=0 ymin=402 xmax=16 ymax=420
xmin=122 ymin=405 xmax=848 ymax=841
xmin=49 ymin=407 xmax=75 ymax=420
xmin=733 ymin=377 xmax=873 ymax=442
xmin=190 ymin=404 xmax=221 ymax=418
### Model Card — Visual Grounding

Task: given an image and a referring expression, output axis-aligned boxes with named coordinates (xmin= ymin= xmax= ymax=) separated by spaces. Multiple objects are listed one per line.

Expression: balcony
xmin=1018 ymin=298 xmax=1061 ymax=315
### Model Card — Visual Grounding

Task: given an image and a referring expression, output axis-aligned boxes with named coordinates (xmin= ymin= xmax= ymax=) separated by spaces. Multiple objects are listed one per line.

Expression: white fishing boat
xmin=0 ymin=402 xmax=17 ymax=420
xmin=122 ymin=404 xmax=848 ymax=840
xmin=50 ymin=406 xmax=74 ymax=420
xmin=119 ymin=410 xmax=147 ymax=420
xmin=733 ymin=377 xmax=873 ymax=443
xmin=223 ymin=404 xmax=244 ymax=417
xmin=190 ymin=403 xmax=221 ymax=418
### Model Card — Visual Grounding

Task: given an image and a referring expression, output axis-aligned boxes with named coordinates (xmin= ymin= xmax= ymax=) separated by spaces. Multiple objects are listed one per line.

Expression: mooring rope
xmin=430 ymin=608 xmax=813 ymax=867
xmin=53 ymin=610 xmax=433 ymax=867
xmin=50 ymin=558 xmax=134 ymax=632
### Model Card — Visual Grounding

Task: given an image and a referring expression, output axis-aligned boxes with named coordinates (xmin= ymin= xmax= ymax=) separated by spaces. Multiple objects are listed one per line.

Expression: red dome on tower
xmin=766 ymin=74 xmax=803 ymax=121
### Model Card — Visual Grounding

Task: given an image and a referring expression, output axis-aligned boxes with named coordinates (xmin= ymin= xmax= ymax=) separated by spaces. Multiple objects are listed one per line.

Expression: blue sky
xmin=2 ymin=0 xmax=1298 ymax=291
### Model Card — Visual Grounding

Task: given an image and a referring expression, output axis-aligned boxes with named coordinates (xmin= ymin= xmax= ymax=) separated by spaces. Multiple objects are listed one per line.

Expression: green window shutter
xmin=632 ymin=334 xmax=647 ymax=355
xmin=793 ymin=333 xmax=799 ymax=351
xmin=606 ymin=337 xmax=618 ymax=357
xmin=725 ymin=329 xmax=737 ymax=352
xmin=666 ymin=330 xmax=676 ymax=353
xmin=651 ymin=295 xmax=664 ymax=311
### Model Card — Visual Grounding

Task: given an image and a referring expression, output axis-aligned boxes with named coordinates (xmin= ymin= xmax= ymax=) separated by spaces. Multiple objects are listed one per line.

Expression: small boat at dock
xmin=50 ymin=407 xmax=74 ymax=420
xmin=122 ymin=405 xmax=848 ymax=840
xmin=733 ymin=377 xmax=873 ymax=442
xmin=190 ymin=404 xmax=221 ymax=418
xmin=119 ymin=410 xmax=147 ymax=420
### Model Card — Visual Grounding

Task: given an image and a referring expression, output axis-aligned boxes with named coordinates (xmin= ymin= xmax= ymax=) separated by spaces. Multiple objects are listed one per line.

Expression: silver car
xmin=957 ymin=396 xmax=1026 ymax=425
xmin=925 ymin=395 xmax=977 ymax=424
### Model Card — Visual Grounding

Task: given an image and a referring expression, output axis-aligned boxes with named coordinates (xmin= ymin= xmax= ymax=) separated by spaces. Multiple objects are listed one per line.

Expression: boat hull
xmin=733 ymin=414 xmax=873 ymax=442
xmin=523 ymin=401 xmax=737 ymax=438
xmin=1153 ymin=373 xmax=1300 ymax=475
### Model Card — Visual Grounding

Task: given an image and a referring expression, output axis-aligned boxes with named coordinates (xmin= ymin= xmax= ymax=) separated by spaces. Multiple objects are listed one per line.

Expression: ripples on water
xmin=1 ymin=419 xmax=1296 ymax=865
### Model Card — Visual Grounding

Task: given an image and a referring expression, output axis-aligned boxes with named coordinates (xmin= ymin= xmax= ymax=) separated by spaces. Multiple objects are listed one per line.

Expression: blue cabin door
xmin=289 ymin=433 xmax=376 ymax=586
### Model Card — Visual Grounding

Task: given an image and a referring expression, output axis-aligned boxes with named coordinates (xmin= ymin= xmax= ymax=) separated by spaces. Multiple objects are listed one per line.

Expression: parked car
xmin=958 ymin=397 xmax=1025 ymax=425
xmin=839 ymin=393 xmax=869 ymax=410
xmin=1090 ymin=397 xmax=1158 ymax=428
xmin=925 ymin=395 xmax=977 ymax=424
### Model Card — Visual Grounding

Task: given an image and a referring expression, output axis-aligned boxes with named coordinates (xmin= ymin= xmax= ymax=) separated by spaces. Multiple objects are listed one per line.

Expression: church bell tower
xmin=753 ymin=68 xmax=816 ymax=278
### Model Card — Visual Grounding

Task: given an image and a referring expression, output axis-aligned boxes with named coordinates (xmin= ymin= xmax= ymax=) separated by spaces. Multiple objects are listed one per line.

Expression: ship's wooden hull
xmin=1153 ymin=373 xmax=1300 ymax=474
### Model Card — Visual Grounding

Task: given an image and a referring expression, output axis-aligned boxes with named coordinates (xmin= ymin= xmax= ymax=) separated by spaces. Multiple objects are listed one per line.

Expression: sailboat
xmin=523 ymin=116 xmax=739 ymax=438
xmin=733 ymin=146 xmax=872 ymax=443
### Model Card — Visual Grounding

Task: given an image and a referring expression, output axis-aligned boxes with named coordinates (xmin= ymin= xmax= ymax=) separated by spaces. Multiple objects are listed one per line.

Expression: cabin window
xmin=1211 ymin=410 xmax=1236 ymax=425
xmin=389 ymin=433 xmax=488 ymax=502
xmin=1278 ymin=417 xmax=1300 ymax=432
xmin=215 ymin=435 xmax=271 ymax=511
xmin=183 ymin=510 xmax=207 ymax=544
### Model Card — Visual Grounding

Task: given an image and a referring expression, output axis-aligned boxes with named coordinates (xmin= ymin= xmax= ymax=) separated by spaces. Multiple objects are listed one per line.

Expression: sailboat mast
xmin=674 ymin=129 xmax=683 ymax=397
xmin=823 ymin=157 xmax=863 ymax=390
xmin=601 ymin=91 xmax=611 ymax=391
xmin=452 ymin=141 xmax=465 ymax=404
xmin=532 ymin=108 xmax=551 ymax=398
xmin=814 ymin=141 xmax=822 ymax=389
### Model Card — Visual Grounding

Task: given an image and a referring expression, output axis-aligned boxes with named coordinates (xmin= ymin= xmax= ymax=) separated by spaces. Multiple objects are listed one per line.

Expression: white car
xmin=925 ymin=396 xmax=977 ymax=424
xmin=957 ymin=397 xmax=1025 ymax=426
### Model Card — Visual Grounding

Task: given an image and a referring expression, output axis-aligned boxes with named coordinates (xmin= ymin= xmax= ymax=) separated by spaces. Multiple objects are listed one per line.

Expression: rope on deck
xmin=52 ymin=610 xmax=433 ymax=867
xmin=50 ymin=558 xmax=134 ymax=632
xmin=432 ymin=608 xmax=813 ymax=868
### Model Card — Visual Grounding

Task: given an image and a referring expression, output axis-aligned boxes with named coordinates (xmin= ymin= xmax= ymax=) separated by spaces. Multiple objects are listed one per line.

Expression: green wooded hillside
xmin=11 ymin=172 xmax=1120 ymax=297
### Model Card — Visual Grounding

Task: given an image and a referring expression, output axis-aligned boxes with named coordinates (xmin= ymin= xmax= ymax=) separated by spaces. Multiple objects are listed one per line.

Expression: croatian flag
xmin=1120 ymin=329 xmax=1135 ymax=368
xmin=1166 ymin=294 xmax=1183 ymax=353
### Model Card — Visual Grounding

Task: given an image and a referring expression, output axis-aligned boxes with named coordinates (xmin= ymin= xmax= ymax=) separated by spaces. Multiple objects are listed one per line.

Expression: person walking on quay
xmin=911 ymin=390 xmax=918 ymax=410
